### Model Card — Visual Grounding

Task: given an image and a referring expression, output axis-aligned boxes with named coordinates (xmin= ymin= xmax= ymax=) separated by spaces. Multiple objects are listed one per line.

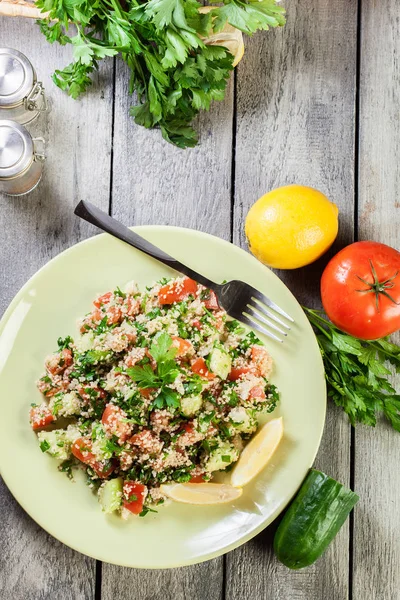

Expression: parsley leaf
xmin=304 ymin=308 xmax=400 ymax=432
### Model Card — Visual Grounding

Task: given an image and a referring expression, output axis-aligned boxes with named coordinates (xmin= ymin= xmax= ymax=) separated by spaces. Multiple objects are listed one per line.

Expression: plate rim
xmin=0 ymin=225 xmax=326 ymax=568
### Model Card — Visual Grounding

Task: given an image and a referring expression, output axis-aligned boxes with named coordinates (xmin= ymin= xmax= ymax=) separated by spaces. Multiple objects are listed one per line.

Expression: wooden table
xmin=1 ymin=1 xmax=399 ymax=598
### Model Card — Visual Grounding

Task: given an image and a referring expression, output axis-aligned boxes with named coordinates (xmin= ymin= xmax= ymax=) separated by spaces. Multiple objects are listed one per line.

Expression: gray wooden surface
xmin=0 ymin=0 xmax=399 ymax=597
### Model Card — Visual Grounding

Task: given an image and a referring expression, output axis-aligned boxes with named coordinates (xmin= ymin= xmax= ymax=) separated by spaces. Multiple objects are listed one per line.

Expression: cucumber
xmin=274 ymin=469 xmax=359 ymax=569
xmin=209 ymin=348 xmax=231 ymax=380
xmin=181 ymin=395 xmax=202 ymax=417
xmin=98 ymin=477 xmax=123 ymax=513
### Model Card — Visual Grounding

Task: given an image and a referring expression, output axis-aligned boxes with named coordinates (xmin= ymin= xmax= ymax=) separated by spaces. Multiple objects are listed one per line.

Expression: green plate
xmin=0 ymin=227 xmax=326 ymax=568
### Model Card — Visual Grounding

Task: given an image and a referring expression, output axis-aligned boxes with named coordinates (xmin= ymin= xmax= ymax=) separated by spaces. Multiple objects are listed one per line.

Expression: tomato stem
xmin=355 ymin=259 xmax=399 ymax=312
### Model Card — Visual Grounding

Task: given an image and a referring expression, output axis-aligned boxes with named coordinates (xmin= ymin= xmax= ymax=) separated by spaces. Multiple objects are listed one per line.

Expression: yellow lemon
xmin=160 ymin=482 xmax=242 ymax=504
xmin=199 ymin=6 xmax=245 ymax=67
xmin=231 ymin=417 xmax=284 ymax=488
xmin=245 ymin=185 xmax=339 ymax=269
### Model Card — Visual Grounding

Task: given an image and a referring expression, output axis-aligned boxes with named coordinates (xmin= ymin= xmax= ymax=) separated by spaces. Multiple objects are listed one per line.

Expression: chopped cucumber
xmin=229 ymin=407 xmax=257 ymax=434
xmin=205 ymin=441 xmax=239 ymax=472
xmin=209 ymin=348 xmax=231 ymax=380
xmin=37 ymin=430 xmax=70 ymax=460
xmin=181 ymin=395 xmax=202 ymax=417
xmin=98 ymin=477 xmax=123 ymax=513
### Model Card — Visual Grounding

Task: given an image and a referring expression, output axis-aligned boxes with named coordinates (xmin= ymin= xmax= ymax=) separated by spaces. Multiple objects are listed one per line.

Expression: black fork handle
xmin=74 ymin=201 xmax=218 ymax=290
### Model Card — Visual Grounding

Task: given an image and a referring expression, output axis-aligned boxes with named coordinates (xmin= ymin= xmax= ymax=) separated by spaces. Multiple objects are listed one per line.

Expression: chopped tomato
xmin=46 ymin=348 xmax=73 ymax=376
xmin=124 ymin=296 xmax=140 ymax=317
xmin=191 ymin=357 xmax=215 ymax=380
xmin=228 ymin=366 xmax=254 ymax=381
xmin=251 ymin=346 xmax=271 ymax=377
xmin=189 ymin=474 xmax=206 ymax=483
xmin=102 ymin=403 xmax=132 ymax=443
xmin=78 ymin=386 xmax=106 ymax=403
xmin=106 ymin=305 xmax=122 ymax=325
xmin=248 ymin=385 xmax=266 ymax=400
xmin=171 ymin=336 xmax=193 ymax=357
xmin=30 ymin=404 xmax=55 ymax=430
xmin=71 ymin=437 xmax=114 ymax=478
xmin=202 ymin=289 xmax=220 ymax=310
xmin=158 ymin=277 xmax=198 ymax=305
xmin=139 ymin=387 xmax=156 ymax=399
xmin=94 ymin=291 xmax=113 ymax=308
xmin=180 ymin=422 xmax=195 ymax=434
xmin=192 ymin=319 xmax=202 ymax=331
xmin=123 ymin=481 xmax=147 ymax=515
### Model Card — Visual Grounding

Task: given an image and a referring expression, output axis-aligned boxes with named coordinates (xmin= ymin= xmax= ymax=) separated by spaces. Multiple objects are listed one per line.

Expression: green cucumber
xmin=274 ymin=469 xmax=359 ymax=569
xmin=209 ymin=348 xmax=231 ymax=380
xmin=98 ymin=477 xmax=123 ymax=513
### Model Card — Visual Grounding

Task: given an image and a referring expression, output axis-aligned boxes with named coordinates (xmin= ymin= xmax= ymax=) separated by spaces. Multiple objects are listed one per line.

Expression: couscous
xmin=30 ymin=276 xmax=279 ymax=518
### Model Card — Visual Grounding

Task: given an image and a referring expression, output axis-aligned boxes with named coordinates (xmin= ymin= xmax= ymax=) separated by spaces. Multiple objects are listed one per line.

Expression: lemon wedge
xmin=199 ymin=6 xmax=245 ymax=67
xmin=230 ymin=417 xmax=284 ymax=488
xmin=160 ymin=482 xmax=243 ymax=505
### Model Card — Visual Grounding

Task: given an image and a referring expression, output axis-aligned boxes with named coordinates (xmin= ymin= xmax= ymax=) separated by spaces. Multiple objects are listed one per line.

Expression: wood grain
xmin=101 ymin=56 xmax=234 ymax=598
xmin=228 ymin=0 xmax=357 ymax=597
xmin=0 ymin=18 xmax=114 ymax=600
xmin=354 ymin=0 xmax=400 ymax=598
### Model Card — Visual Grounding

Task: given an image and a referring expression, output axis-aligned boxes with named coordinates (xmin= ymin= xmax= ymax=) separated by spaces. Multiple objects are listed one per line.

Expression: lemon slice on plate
xmin=199 ymin=6 xmax=245 ymax=67
xmin=231 ymin=417 xmax=284 ymax=488
xmin=160 ymin=482 xmax=243 ymax=504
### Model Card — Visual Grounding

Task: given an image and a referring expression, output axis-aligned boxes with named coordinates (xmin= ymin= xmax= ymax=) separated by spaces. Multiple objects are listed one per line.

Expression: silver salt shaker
xmin=0 ymin=48 xmax=47 ymax=125
xmin=0 ymin=120 xmax=45 ymax=196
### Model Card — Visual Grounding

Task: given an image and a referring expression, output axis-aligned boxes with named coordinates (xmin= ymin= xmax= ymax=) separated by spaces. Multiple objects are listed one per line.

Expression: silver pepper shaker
xmin=0 ymin=120 xmax=45 ymax=196
xmin=0 ymin=48 xmax=47 ymax=125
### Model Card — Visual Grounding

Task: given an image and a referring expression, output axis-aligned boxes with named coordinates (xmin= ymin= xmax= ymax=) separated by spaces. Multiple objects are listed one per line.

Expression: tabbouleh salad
xmin=30 ymin=276 xmax=279 ymax=518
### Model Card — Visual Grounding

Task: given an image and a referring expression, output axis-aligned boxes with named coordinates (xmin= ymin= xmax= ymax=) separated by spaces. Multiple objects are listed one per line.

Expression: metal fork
xmin=74 ymin=201 xmax=294 ymax=342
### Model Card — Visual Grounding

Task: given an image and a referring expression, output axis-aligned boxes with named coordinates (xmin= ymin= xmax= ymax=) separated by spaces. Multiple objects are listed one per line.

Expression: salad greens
xmin=35 ymin=0 xmax=286 ymax=147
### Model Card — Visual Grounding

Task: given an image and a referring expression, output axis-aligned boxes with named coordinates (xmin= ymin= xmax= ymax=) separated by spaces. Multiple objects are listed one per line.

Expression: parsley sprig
xmin=304 ymin=308 xmax=400 ymax=432
xmin=34 ymin=0 xmax=285 ymax=147
xmin=127 ymin=332 xmax=181 ymax=409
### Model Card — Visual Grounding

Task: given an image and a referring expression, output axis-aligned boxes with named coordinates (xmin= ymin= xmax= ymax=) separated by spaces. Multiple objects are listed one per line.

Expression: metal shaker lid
xmin=0 ymin=120 xmax=33 ymax=178
xmin=0 ymin=48 xmax=35 ymax=106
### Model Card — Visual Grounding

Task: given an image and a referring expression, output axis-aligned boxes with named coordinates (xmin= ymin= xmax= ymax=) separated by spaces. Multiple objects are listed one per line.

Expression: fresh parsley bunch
xmin=304 ymin=308 xmax=400 ymax=432
xmin=35 ymin=0 xmax=286 ymax=147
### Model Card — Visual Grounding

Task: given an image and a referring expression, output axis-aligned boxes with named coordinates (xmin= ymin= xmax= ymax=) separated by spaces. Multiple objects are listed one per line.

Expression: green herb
xmin=114 ymin=286 xmax=126 ymax=298
xmin=171 ymin=465 xmax=195 ymax=482
xmin=58 ymin=459 xmax=74 ymax=479
xmin=40 ymin=439 xmax=50 ymax=452
xmin=57 ymin=336 xmax=73 ymax=350
xmin=221 ymin=454 xmax=231 ymax=462
xmin=304 ymin=308 xmax=400 ymax=431
xmin=139 ymin=506 xmax=158 ymax=517
xmin=226 ymin=320 xmax=245 ymax=334
xmin=126 ymin=494 xmax=138 ymax=503
xmin=35 ymin=0 xmax=285 ymax=148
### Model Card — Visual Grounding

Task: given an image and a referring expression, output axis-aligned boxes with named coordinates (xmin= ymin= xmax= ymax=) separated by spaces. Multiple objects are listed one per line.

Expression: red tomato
xmin=321 ymin=241 xmax=400 ymax=340
xmin=248 ymin=386 xmax=266 ymax=400
xmin=71 ymin=437 xmax=114 ymax=478
xmin=202 ymin=289 xmax=220 ymax=310
xmin=158 ymin=278 xmax=198 ymax=305
xmin=171 ymin=336 xmax=193 ymax=357
xmin=228 ymin=366 xmax=254 ymax=381
xmin=139 ymin=387 xmax=156 ymax=399
xmin=192 ymin=320 xmax=202 ymax=330
xmin=251 ymin=346 xmax=271 ymax=377
xmin=102 ymin=403 xmax=132 ymax=442
xmin=189 ymin=474 xmax=206 ymax=483
xmin=30 ymin=404 xmax=55 ymax=430
xmin=94 ymin=292 xmax=113 ymax=308
xmin=124 ymin=296 xmax=139 ymax=317
xmin=46 ymin=348 xmax=73 ymax=375
xmin=191 ymin=357 xmax=215 ymax=380
xmin=123 ymin=481 xmax=146 ymax=514
xmin=106 ymin=305 xmax=122 ymax=325
xmin=180 ymin=422 xmax=195 ymax=434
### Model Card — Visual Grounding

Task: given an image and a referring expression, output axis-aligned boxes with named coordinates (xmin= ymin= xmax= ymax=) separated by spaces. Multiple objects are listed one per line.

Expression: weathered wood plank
xmin=354 ymin=0 xmax=400 ymax=598
xmin=228 ymin=0 xmax=357 ymax=597
xmin=0 ymin=18 xmax=114 ymax=600
xmin=101 ymin=57 xmax=233 ymax=597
